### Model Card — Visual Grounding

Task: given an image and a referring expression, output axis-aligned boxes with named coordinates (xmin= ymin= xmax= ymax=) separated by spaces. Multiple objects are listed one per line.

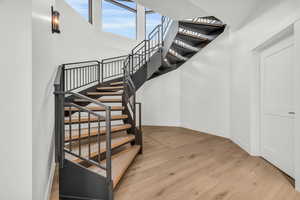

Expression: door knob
xmin=288 ymin=112 xmax=296 ymax=115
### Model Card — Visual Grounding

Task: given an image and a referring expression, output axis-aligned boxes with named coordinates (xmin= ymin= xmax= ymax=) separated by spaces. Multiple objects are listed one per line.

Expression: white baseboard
xmin=231 ymin=137 xmax=251 ymax=154
xmin=45 ymin=160 xmax=56 ymax=200
xmin=143 ymin=122 xmax=181 ymax=127
xmin=296 ymin=181 xmax=300 ymax=192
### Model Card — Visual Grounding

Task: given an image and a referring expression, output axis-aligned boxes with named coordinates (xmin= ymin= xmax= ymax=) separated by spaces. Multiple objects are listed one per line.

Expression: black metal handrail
xmin=54 ymin=87 xmax=113 ymax=191
xmin=54 ymin=16 xmax=173 ymax=196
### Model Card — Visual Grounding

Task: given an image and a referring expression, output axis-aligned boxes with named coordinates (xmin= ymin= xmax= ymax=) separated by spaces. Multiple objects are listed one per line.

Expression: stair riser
xmin=65 ymin=128 xmax=132 ymax=142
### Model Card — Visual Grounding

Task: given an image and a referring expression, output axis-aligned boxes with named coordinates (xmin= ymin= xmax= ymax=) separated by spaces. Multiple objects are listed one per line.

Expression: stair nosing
xmin=65 ymin=123 xmax=132 ymax=142
xmin=72 ymin=134 xmax=136 ymax=164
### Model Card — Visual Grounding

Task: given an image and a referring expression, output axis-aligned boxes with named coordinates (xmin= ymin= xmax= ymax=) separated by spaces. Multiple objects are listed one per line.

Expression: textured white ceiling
xmin=136 ymin=0 xmax=285 ymax=29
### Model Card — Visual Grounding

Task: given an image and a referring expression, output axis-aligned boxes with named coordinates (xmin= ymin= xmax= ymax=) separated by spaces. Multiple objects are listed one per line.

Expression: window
xmin=146 ymin=11 xmax=161 ymax=37
xmin=65 ymin=0 xmax=91 ymax=22
xmin=102 ymin=0 xmax=137 ymax=39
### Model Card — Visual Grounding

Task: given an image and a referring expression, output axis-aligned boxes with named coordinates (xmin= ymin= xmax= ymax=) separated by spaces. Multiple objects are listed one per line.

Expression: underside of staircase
xmin=54 ymin=15 xmax=225 ymax=200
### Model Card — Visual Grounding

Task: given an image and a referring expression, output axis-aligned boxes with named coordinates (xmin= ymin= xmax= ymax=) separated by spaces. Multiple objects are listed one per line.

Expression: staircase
xmin=54 ymin=15 xmax=225 ymax=200
xmin=151 ymin=16 xmax=226 ymax=78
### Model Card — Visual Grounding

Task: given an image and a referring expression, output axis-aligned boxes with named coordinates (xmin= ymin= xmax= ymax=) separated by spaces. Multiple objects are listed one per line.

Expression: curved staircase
xmin=54 ymin=15 xmax=225 ymax=200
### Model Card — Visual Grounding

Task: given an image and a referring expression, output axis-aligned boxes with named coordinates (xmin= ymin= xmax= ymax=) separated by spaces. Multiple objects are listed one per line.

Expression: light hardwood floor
xmin=51 ymin=126 xmax=300 ymax=200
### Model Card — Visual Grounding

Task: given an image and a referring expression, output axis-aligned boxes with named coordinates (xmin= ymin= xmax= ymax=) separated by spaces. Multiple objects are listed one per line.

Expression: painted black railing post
xmin=54 ymin=65 xmax=65 ymax=168
xmin=161 ymin=17 xmax=164 ymax=46
xmin=105 ymin=108 xmax=113 ymax=200
xmin=54 ymin=84 xmax=61 ymax=164
xmin=60 ymin=65 xmax=66 ymax=168
xmin=98 ymin=61 xmax=101 ymax=84
xmin=101 ymin=60 xmax=104 ymax=83
xmin=130 ymin=54 xmax=134 ymax=76
xmin=135 ymin=102 xmax=143 ymax=153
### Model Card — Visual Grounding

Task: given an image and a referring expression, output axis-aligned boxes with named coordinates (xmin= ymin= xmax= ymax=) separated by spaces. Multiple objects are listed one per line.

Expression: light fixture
xmin=51 ymin=6 xmax=60 ymax=34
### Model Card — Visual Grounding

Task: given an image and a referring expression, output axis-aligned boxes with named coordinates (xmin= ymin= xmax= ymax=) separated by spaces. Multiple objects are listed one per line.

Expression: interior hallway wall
xmin=137 ymin=28 xmax=231 ymax=138
xmin=294 ymin=18 xmax=300 ymax=192
xmin=0 ymin=0 xmax=32 ymax=200
xmin=32 ymin=0 xmax=55 ymax=200
xmin=230 ymin=0 xmax=300 ymax=153
xmin=32 ymin=0 xmax=139 ymax=199
xmin=180 ymin=28 xmax=231 ymax=138
xmin=54 ymin=0 xmax=137 ymax=66
xmin=137 ymin=70 xmax=181 ymax=127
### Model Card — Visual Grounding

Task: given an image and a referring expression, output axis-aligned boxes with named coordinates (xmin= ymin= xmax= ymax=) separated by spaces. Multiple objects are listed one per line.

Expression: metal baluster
xmin=76 ymin=68 xmax=79 ymax=89
xmin=85 ymin=67 xmax=87 ymax=85
xmin=88 ymin=112 xmax=91 ymax=159
xmin=80 ymin=67 xmax=82 ymax=87
xmin=105 ymin=108 xmax=112 ymax=200
xmin=112 ymin=62 xmax=114 ymax=77
xmin=95 ymin=65 xmax=96 ymax=82
xmin=73 ymin=69 xmax=75 ymax=91
xmin=97 ymin=117 xmax=101 ymax=164
xmin=78 ymin=110 xmax=82 ymax=156
xmin=69 ymin=106 xmax=72 ymax=151
xmin=67 ymin=70 xmax=70 ymax=92
xmin=101 ymin=61 xmax=104 ymax=83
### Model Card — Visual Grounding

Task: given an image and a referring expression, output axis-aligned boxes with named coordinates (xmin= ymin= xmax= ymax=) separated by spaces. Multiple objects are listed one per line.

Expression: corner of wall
xmin=44 ymin=156 xmax=56 ymax=200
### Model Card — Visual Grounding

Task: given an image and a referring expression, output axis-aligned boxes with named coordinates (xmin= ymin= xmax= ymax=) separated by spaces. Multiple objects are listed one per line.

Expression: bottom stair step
xmin=89 ymin=145 xmax=141 ymax=188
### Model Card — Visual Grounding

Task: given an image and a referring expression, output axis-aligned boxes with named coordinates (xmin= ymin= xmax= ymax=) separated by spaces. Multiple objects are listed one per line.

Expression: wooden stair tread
xmin=97 ymin=86 xmax=124 ymax=91
xmin=65 ymin=114 xmax=128 ymax=124
xmin=64 ymin=112 xmax=126 ymax=124
xmin=64 ymin=106 xmax=124 ymax=112
xmin=87 ymin=91 xmax=123 ymax=96
xmin=73 ymin=98 xmax=122 ymax=103
xmin=89 ymin=145 xmax=141 ymax=188
xmin=65 ymin=124 xmax=132 ymax=141
xmin=72 ymin=134 xmax=135 ymax=163
xmin=110 ymin=81 xmax=123 ymax=86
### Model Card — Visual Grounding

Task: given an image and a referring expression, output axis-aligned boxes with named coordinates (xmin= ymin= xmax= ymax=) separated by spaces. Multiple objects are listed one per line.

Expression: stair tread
xmin=109 ymin=81 xmax=123 ymax=86
xmin=66 ymin=114 xmax=128 ymax=124
xmin=65 ymin=124 xmax=132 ymax=141
xmin=64 ymin=106 xmax=124 ymax=112
xmin=181 ymin=20 xmax=224 ymax=27
xmin=73 ymin=98 xmax=122 ymax=103
xmin=87 ymin=91 xmax=123 ymax=96
xmin=64 ymin=111 xmax=125 ymax=124
xmin=72 ymin=134 xmax=136 ymax=163
xmin=89 ymin=145 xmax=140 ymax=188
xmin=97 ymin=86 xmax=124 ymax=91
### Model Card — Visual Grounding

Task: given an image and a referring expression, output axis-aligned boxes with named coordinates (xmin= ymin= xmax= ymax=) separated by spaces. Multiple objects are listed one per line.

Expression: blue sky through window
xmin=146 ymin=12 xmax=161 ymax=37
xmin=65 ymin=0 xmax=89 ymax=21
xmin=102 ymin=0 xmax=136 ymax=39
xmin=65 ymin=0 xmax=162 ymax=40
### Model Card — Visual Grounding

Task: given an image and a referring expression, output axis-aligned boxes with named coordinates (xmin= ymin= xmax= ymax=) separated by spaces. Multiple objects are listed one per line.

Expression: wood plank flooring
xmin=51 ymin=126 xmax=300 ymax=200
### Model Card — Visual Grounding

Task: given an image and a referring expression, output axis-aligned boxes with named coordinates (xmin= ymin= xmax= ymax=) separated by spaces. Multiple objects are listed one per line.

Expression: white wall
xmin=31 ymin=1 xmax=138 ymax=200
xmin=137 ymin=70 xmax=181 ymax=127
xmin=294 ymin=18 xmax=300 ymax=192
xmin=0 ymin=1 xmax=32 ymax=200
xmin=137 ymin=29 xmax=231 ymax=139
xmin=54 ymin=0 xmax=137 ymax=65
xmin=180 ymin=28 xmax=231 ymax=138
xmin=32 ymin=0 xmax=56 ymax=200
xmin=230 ymin=0 xmax=300 ymax=153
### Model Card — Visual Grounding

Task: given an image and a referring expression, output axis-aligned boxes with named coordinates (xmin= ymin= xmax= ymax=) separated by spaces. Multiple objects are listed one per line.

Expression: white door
xmin=260 ymin=36 xmax=295 ymax=178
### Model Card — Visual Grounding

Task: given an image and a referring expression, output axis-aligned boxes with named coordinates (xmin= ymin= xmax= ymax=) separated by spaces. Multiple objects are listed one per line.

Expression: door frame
xmin=251 ymin=23 xmax=300 ymax=189
xmin=259 ymin=35 xmax=294 ymax=177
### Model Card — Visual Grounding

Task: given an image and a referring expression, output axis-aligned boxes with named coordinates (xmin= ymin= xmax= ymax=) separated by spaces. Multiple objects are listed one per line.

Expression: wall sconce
xmin=51 ymin=6 xmax=60 ymax=34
